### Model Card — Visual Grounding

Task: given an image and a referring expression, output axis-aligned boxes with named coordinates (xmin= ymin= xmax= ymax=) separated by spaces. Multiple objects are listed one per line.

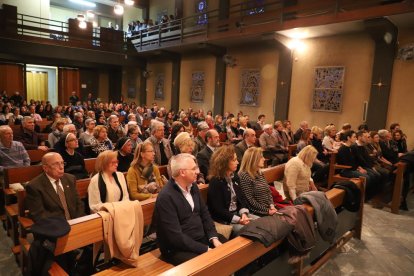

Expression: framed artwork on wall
xmin=154 ymin=73 xmax=165 ymax=100
xmin=312 ymin=66 xmax=345 ymax=112
xmin=240 ymin=69 xmax=261 ymax=106
xmin=190 ymin=71 xmax=205 ymax=102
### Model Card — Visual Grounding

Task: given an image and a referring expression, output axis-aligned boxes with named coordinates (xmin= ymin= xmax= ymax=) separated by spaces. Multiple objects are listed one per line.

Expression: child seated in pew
xmin=207 ymin=145 xmax=259 ymax=237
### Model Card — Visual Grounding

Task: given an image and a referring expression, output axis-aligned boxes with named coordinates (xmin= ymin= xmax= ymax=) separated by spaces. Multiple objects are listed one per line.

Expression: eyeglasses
xmin=67 ymin=139 xmax=77 ymax=142
xmin=110 ymin=160 xmax=119 ymax=165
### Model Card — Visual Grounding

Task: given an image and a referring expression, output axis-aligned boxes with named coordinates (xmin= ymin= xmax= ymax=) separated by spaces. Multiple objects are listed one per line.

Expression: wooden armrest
xmin=334 ymin=164 xmax=352 ymax=169
xmin=48 ymin=262 xmax=68 ymax=276
xmin=19 ymin=216 xmax=34 ymax=230
xmin=4 ymin=188 xmax=16 ymax=196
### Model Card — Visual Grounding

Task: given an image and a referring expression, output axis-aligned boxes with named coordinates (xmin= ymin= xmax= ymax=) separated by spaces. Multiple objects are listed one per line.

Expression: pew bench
xmin=327 ymin=152 xmax=405 ymax=214
xmin=94 ymin=180 xmax=364 ymax=276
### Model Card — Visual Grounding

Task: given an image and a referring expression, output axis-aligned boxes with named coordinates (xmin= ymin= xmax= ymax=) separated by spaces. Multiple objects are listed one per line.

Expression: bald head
xmin=243 ymin=128 xmax=256 ymax=146
xmin=42 ymin=152 xmax=65 ymax=180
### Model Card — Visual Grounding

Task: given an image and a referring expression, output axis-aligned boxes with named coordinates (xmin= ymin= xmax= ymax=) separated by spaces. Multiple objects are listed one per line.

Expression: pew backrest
xmin=4 ymin=165 xmax=43 ymax=188
xmin=27 ymin=149 xmax=49 ymax=164
xmin=262 ymin=164 xmax=285 ymax=184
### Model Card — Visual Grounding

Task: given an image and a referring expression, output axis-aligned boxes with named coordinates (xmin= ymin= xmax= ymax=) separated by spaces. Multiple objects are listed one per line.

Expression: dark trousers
xmin=162 ymin=234 xmax=227 ymax=266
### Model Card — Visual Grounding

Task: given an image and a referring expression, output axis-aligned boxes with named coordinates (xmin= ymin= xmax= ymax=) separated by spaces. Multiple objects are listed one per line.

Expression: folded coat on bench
xmin=94 ymin=200 xmax=144 ymax=267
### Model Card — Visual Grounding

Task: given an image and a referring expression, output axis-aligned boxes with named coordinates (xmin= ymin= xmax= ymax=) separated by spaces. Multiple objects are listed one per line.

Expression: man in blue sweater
xmin=153 ymin=153 xmax=223 ymax=265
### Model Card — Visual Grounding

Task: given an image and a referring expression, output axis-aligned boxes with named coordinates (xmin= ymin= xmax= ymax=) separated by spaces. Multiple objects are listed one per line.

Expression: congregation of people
xmin=1 ymin=89 xmax=413 ymax=274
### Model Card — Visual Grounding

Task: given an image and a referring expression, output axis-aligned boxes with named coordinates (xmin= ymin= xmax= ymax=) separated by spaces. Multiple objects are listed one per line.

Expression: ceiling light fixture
xmin=114 ymin=4 xmax=124 ymax=15
xmin=69 ymin=0 xmax=96 ymax=8
xmin=124 ymin=0 xmax=134 ymax=6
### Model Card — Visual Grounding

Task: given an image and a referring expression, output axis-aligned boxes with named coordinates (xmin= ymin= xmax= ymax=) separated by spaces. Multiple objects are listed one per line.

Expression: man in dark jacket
xmin=196 ymin=129 xmax=220 ymax=180
xmin=14 ymin=116 xmax=49 ymax=151
xmin=153 ymin=153 xmax=223 ymax=265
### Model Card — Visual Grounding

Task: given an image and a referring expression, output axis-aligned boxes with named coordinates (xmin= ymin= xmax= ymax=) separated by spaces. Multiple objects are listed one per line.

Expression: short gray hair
xmin=378 ymin=129 xmax=389 ymax=139
xmin=22 ymin=116 xmax=34 ymax=125
xmin=170 ymin=153 xmax=196 ymax=178
xmin=151 ymin=120 xmax=164 ymax=134
xmin=107 ymin=114 xmax=118 ymax=123
xmin=63 ymin=124 xmax=76 ymax=133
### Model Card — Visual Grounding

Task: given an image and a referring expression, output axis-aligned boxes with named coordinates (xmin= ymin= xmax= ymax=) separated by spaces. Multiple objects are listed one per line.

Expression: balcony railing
xmin=129 ymin=0 xmax=413 ymax=52
xmin=0 ymin=4 xmax=127 ymax=52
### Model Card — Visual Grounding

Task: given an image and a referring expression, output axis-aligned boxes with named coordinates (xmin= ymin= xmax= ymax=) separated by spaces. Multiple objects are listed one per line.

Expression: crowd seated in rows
xmin=0 ymin=91 xmax=413 ymax=274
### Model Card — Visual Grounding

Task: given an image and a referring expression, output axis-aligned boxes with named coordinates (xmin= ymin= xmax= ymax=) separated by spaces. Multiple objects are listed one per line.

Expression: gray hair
xmin=85 ymin=118 xmax=95 ymax=126
xmin=151 ymin=120 xmax=164 ymax=134
xmin=0 ymin=125 xmax=12 ymax=137
xmin=63 ymin=124 xmax=76 ymax=133
xmin=378 ymin=129 xmax=389 ymax=139
xmin=74 ymin=112 xmax=83 ymax=118
xmin=170 ymin=153 xmax=196 ymax=178
xmin=107 ymin=114 xmax=118 ymax=123
xmin=22 ymin=116 xmax=34 ymax=125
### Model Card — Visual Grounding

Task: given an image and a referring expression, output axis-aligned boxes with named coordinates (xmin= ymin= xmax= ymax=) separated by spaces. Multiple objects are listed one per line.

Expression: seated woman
xmin=79 ymin=118 xmax=96 ymax=146
xmin=88 ymin=150 xmax=130 ymax=213
xmin=296 ymin=128 xmax=312 ymax=153
xmin=47 ymin=118 xmax=66 ymax=148
xmin=174 ymin=132 xmax=206 ymax=184
xmin=284 ymin=145 xmax=318 ymax=201
xmin=126 ymin=124 xmax=142 ymax=153
xmin=322 ymin=124 xmax=340 ymax=152
xmin=57 ymin=133 xmax=89 ymax=180
xmin=393 ymin=129 xmax=407 ymax=156
xmin=238 ymin=147 xmax=277 ymax=216
xmin=227 ymin=118 xmax=242 ymax=144
xmin=207 ymin=145 xmax=257 ymax=235
xmin=115 ymin=137 xmax=134 ymax=172
xmin=90 ymin=125 xmax=113 ymax=156
xmin=127 ymin=141 xmax=164 ymax=201
xmin=168 ymin=121 xmax=185 ymax=155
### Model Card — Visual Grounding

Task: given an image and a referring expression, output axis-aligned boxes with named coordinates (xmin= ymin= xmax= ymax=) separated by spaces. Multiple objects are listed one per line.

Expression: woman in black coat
xmin=207 ymin=145 xmax=258 ymax=236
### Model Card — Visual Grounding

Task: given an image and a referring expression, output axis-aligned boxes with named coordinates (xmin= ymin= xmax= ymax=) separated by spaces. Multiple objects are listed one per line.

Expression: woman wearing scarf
xmin=126 ymin=141 xmax=164 ymax=201
xmin=88 ymin=150 xmax=129 ymax=213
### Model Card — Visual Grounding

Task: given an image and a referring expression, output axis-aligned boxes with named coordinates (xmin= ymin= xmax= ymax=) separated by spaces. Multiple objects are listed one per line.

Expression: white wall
xmin=1 ymin=0 xmax=50 ymax=18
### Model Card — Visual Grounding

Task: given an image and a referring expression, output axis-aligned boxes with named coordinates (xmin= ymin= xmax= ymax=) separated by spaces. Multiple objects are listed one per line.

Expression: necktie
xmin=56 ymin=180 xmax=71 ymax=220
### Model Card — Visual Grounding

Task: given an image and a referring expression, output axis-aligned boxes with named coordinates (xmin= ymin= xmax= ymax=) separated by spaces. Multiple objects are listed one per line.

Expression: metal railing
xmin=129 ymin=0 xmax=413 ymax=52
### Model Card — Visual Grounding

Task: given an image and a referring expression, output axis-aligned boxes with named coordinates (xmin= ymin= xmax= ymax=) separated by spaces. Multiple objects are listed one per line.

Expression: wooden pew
xmin=84 ymin=158 xmax=97 ymax=176
xmin=327 ymin=152 xmax=405 ymax=214
xmin=287 ymin=144 xmax=297 ymax=160
xmin=95 ymin=180 xmax=364 ymax=276
xmin=27 ymin=149 xmax=49 ymax=164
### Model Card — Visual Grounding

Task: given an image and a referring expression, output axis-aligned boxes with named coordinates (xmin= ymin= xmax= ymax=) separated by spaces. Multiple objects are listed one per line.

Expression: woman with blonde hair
xmin=173 ymin=132 xmax=206 ymax=184
xmin=127 ymin=141 xmax=164 ymax=201
xmin=322 ymin=124 xmax=340 ymax=152
xmin=88 ymin=150 xmax=129 ymax=213
xmin=238 ymin=147 xmax=276 ymax=216
xmin=207 ymin=145 xmax=258 ymax=235
xmin=284 ymin=145 xmax=318 ymax=201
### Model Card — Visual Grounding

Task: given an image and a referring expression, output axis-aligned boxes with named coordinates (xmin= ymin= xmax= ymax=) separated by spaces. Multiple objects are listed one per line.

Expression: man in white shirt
xmin=154 ymin=154 xmax=224 ymax=265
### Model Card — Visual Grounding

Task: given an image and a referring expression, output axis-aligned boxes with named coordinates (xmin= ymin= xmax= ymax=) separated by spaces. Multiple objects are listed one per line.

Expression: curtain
xmin=26 ymin=71 xmax=48 ymax=101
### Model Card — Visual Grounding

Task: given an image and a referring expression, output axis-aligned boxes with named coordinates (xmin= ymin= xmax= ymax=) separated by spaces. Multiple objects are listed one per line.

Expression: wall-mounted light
xmin=124 ymin=0 xmax=134 ymax=6
xmin=114 ymin=4 xmax=124 ymax=15
xmin=86 ymin=10 xmax=95 ymax=18
xmin=78 ymin=21 xmax=87 ymax=29
xmin=287 ymin=39 xmax=306 ymax=52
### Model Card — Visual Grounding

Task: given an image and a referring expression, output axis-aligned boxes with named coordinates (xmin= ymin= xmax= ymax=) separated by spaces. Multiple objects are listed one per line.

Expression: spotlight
xmin=114 ymin=4 xmax=124 ymax=15
xmin=79 ymin=21 xmax=87 ymax=29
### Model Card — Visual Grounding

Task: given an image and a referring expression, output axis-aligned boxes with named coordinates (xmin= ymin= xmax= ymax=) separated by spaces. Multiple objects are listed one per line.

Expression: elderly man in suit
xmin=196 ymin=129 xmax=220 ymax=181
xmin=25 ymin=152 xmax=84 ymax=222
xmin=235 ymin=128 xmax=257 ymax=164
xmin=259 ymin=124 xmax=288 ymax=166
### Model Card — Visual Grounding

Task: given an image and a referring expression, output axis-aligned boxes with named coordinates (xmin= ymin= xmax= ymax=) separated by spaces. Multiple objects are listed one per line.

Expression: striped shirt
xmin=0 ymin=141 xmax=31 ymax=172
xmin=238 ymin=171 xmax=274 ymax=216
